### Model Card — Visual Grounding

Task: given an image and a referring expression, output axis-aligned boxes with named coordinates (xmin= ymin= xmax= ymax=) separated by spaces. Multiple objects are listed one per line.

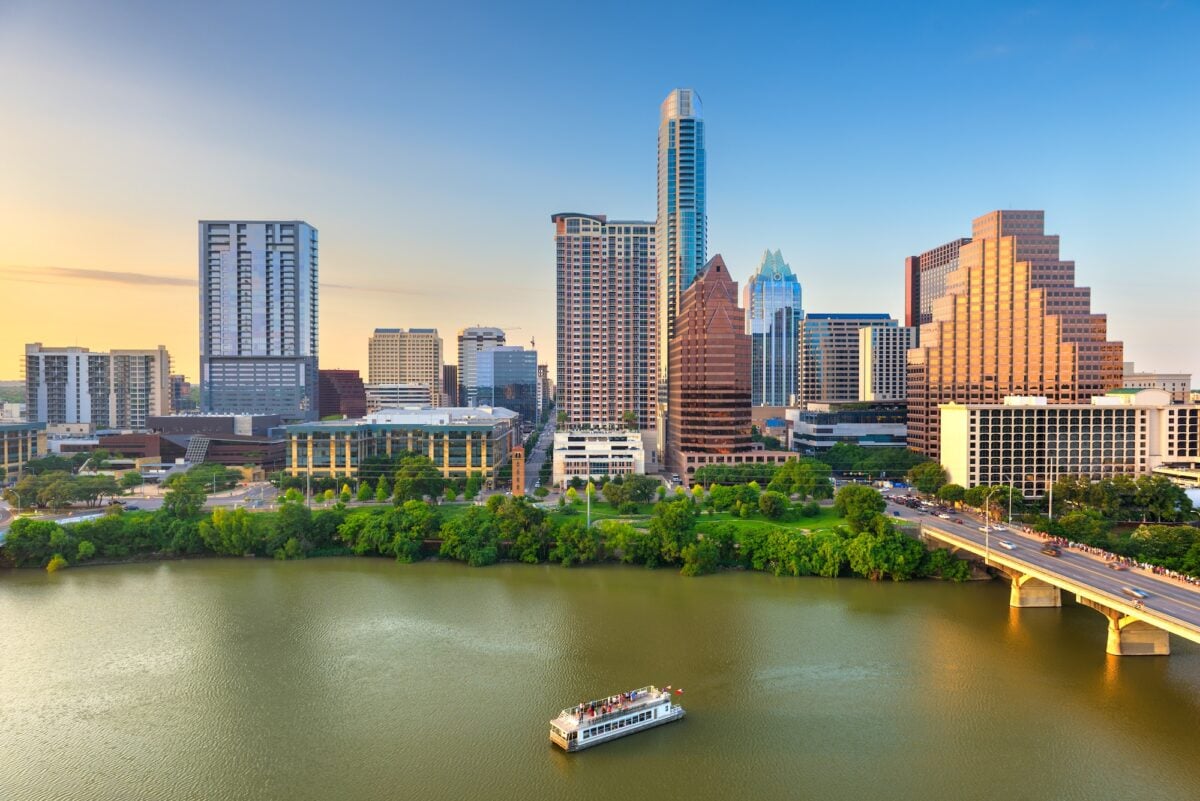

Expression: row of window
xmin=581 ymin=710 xmax=655 ymax=740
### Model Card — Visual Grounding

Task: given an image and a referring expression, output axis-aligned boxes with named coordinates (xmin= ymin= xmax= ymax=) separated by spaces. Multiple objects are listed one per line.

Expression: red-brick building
xmin=667 ymin=255 xmax=755 ymax=478
xmin=318 ymin=369 xmax=367 ymax=420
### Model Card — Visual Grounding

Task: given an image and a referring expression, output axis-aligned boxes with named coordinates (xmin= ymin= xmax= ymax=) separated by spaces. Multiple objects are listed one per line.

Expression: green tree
xmin=834 ymin=484 xmax=886 ymax=532
xmin=46 ymin=553 xmax=68 ymax=572
xmin=937 ymin=484 xmax=965 ymax=505
xmin=907 ymin=461 xmax=949 ymax=495
xmin=691 ymin=484 xmax=705 ymax=505
xmin=649 ymin=499 xmax=697 ymax=564
xmin=356 ymin=481 xmax=373 ymax=502
xmin=464 ymin=472 xmax=483 ymax=501
xmin=845 ymin=514 xmax=926 ymax=581
xmin=602 ymin=481 xmax=626 ymax=507
xmin=199 ymin=507 xmax=260 ymax=555
xmin=375 ymin=477 xmax=391 ymax=502
xmin=120 ymin=471 xmax=144 ymax=492
xmin=443 ymin=485 xmax=458 ymax=502
xmin=76 ymin=539 xmax=96 ymax=561
xmin=758 ymin=490 xmax=789 ymax=519
xmin=623 ymin=475 xmax=659 ymax=503
xmin=550 ymin=520 xmax=602 ymax=566
xmin=438 ymin=506 xmax=499 ymax=566
xmin=162 ymin=477 xmax=207 ymax=519
xmin=621 ymin=410 xmax=639 ymax=430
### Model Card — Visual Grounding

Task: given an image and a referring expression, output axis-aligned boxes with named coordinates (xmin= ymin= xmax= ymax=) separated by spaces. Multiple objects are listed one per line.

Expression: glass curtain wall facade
xmin=476 ymin=346 xmax=538 ymax=425
xmin=744 ymin=250 xmax=802 ymax=406
xmin=657 ymin=88 xmax=706 ymax=454
xmin=457 ymin=327 xmax=506 ymax=407
xmin=199 ymin=221 xmax=319 ymax=421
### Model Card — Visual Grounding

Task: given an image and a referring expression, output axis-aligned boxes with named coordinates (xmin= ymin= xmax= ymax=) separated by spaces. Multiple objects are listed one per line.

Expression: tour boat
xmin=549 ymin=685 xmax=685 ymax=752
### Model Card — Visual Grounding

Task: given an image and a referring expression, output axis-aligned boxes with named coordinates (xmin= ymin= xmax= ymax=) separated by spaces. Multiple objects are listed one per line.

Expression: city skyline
xmin=1 ymin=2 xmax=1198 ymax=383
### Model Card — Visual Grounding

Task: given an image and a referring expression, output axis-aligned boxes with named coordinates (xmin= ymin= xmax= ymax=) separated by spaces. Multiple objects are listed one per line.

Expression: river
xmin=1 ymin=559 xmax=1198 ymax=801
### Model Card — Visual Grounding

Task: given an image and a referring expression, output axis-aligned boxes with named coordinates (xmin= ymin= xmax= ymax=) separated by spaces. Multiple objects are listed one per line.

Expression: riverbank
xmin=1 ymin=492 xmax=972 ymax=582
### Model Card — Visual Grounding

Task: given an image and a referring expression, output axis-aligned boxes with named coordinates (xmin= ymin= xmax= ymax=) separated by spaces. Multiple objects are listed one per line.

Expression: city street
xmin=523 ymin=414 xmax=556 ymax=495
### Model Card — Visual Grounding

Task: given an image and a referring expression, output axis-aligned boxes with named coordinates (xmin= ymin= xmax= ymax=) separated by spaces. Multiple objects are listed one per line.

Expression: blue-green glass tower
xmin=656 ymin=89 xmax=707 ymax=453
xmin=744 ymin=250 xmax=803 ymax=406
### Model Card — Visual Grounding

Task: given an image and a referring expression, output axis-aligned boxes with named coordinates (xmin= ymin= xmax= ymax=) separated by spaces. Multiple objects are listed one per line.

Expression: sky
xmin=1 ymin=0 xmax=1197 ymax=383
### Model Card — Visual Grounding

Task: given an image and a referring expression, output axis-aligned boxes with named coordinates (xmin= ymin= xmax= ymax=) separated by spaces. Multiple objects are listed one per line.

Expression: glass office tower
xmin=744 ymin=250 xmax=802 ymax=406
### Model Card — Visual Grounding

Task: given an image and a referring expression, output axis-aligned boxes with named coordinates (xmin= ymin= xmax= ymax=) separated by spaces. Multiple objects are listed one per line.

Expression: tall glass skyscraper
xmin=656 ymin=88 xmax=706 ymax=455
xmin=743 ymin=250 xmax=802 ymax=406
xmin=199 ymin=220 xmax=319 ymax=421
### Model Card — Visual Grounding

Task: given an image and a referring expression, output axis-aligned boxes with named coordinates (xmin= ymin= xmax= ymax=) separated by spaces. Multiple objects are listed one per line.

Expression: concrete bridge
xmin=905 ymin=514 xmax=1200 ymax=656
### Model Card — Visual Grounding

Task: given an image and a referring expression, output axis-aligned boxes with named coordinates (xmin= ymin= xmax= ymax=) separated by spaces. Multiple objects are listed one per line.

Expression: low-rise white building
xmin=364 ymin=383 xmax=433 ymax=413
xmin=940 ymin=388 xmax=1200 ymax=495
xmin=552 ymin=430 xmax=645 ymax=486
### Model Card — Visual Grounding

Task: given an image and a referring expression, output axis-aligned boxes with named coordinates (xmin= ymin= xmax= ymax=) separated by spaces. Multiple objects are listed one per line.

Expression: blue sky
xmin=0 ymin=0 xmax=1197 ymax=380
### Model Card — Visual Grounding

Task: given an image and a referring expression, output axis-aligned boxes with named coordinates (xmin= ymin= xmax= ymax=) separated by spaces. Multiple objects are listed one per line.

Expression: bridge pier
xmin=1008 ymin=574 xmax=1061 ymax=608
xmin=1078 ymin=597 xmax=1170 ymax=656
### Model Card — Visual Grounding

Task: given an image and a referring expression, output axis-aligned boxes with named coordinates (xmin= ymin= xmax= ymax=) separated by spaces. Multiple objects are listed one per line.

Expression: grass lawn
xmin=696 ymin=504 xmax=847 ymax=536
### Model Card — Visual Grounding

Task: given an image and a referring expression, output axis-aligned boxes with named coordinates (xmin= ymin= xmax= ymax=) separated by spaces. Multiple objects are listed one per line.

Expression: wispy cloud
xmin=0 ymin=265 xmax=526 ymax=299
xmin=0 ymin=265 xmax=195 ymax=287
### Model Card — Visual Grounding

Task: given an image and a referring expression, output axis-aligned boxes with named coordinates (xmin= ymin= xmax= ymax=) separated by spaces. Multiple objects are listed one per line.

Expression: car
xmin=937 ymin=513 xmax=951 ymax=520
xmin=1106 ymin=561 xmax=1129 ymax=571
xmin=1121 ymin=587 xmax=1148 ymax=600
xmin=125 ymin=504 xmax=142 ymax=511
xmin=997 ymin=540 xmax=1016 ymax=550
xmin=953 ymin=518 xmax=964 ymax=524
xmin=991 ymin=526 xmax=1007 ymax=532
xmin=1040 ymin=545 xmax=1062 ymax=557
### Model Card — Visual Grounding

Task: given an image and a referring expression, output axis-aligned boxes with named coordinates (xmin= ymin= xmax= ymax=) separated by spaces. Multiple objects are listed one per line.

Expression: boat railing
xmin=560 ymin=686 xmax=669 ymax=725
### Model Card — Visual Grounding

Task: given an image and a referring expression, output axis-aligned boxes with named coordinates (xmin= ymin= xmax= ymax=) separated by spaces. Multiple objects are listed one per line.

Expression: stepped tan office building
xmin=940 ymin=388 xmax=1200 ymax=495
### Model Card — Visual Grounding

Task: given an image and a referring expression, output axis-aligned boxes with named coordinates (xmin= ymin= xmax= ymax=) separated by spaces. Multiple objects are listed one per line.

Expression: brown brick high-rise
xmin=667 ymin=255 xmax=752 ymax=477
xmin=907 ymin=211 xmax=1123 ymax=456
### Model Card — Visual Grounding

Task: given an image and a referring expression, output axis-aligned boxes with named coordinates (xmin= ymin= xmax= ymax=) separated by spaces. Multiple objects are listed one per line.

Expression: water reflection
xmin=1 ymin=560 xmax=1199 ymax=801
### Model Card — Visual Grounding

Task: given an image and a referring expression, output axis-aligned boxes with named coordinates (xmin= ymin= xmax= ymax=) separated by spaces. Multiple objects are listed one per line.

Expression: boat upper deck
xmin=551 ymin=686 xmax=672 ymax=733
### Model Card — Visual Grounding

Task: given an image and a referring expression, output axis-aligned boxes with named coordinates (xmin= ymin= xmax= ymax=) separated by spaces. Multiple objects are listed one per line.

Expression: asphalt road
xmin=524 ymin=416 xmax=556 ymax=494
xmin=889 ymin=498 xmax=1200 ymax=633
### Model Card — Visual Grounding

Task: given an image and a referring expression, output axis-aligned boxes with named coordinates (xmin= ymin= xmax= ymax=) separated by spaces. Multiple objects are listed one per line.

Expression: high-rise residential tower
xmin=907 ymin=210 xmax=1124 ymax=456
xmin=744 ymin=250 xmax=802 ymax=406
xmin=457 ymin=327 xmax=506 ymax=406
xmin=199 ymin=220 xmax=319 ymax=421
xmin=553 ymin=213 xmax=657 ymax=431
xmin=367 ymin=328 xmax=443 ymax=403
xmin=25 ymin=343 xmax=171 ymax=430
xmin=798 ymin=314 xmax=897 ymax=406
xmin=657 ymin=88 xmax=707 ymax=452
xmin=666 ymin=256 xmax=751 ymax=477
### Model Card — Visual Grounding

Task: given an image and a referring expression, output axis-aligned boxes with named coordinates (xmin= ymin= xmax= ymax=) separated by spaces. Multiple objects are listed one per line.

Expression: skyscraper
xmin=657 ymin=89 xmax=706 ymax=453
xmin=199 ymin=220 xmax=319 ymax=421
xmin=744 ymin=250 xmax=802 ymax=406
xmin=904 ymin=237 xmax=972 ymax=334
xmin=666 ymin=256 xmax=751 ymax=478
xmin=476 ymin=346 xmax=539 ymax=425
xmin=368 ymin=328 xmax=443 ymax=403
xmin=799 ymin=314 xmax=898 ymax=406
xmin=907 ymin=210 xmax=1124 ymax=456
xmin=553 ymin=213 xmax=657 ymax=431
xmin=457 ymin=327 xmax=506 ymax=406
